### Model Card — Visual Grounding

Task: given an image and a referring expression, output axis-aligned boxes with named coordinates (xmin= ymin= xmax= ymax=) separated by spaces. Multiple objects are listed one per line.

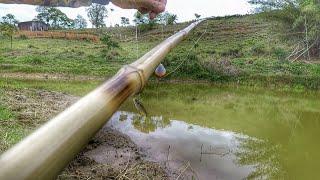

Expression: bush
xmin=100 ymin=34 xmax=120 ymax=50
xmin=169 ymin=52 xmax=209 ymax=78
xmin=138 ymin=22 xmax=156 ymax=32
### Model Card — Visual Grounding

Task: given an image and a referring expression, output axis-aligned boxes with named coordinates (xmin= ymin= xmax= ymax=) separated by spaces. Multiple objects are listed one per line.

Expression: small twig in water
xmin=176 ymin=162 xmax=191 ymax=180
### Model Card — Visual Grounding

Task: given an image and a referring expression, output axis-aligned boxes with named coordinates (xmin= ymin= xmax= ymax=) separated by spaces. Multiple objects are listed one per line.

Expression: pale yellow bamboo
xmin=0 ymin=20 xmax=204 ymax=180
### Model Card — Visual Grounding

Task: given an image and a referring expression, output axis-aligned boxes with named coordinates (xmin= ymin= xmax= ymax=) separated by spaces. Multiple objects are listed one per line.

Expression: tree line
xmin=0 ymin=3 xmax=179 ymax=31
xmin=0 ymin=3 xmax=178 ymax=50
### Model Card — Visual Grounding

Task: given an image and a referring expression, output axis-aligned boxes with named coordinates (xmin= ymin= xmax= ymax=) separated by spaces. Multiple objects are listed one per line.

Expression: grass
xmin=0 ymin=77 xmax=101 ymax=151
xmin=1 ymin=14 xmax=320 ymax=89
xmin=0 ymin=92 xmax=26 ymax=153
xmin=161 ymin=15 xmax=320 ymax=86
xmin=0 ymin=38 xmax=160 ymax=76
xmin=0 ymin=78 xmax=100 ymax=96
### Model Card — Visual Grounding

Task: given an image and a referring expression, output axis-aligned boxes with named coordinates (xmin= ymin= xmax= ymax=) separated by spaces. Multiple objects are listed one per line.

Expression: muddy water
xmin=107 ymin=112 xmax=253 ymax=179
xmin=107 ymin=84 xmax=320 ymax=179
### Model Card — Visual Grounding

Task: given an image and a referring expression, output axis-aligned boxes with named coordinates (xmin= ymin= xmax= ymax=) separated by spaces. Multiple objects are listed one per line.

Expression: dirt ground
xmin=1 ymin=89 xmax=171 ymax=180
xmin=58 ymin=127 xmax=168 ymax=180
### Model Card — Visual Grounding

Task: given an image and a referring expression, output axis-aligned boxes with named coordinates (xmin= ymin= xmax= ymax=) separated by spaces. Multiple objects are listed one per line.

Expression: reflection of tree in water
xmin=119 ymin=113 xmax=128 ymax=122
xmin=235 ymin=137 xmax=286 ymax=179
xmin=132 ymin=115 xmax=171 ymax=133
xmin=236 ymin=109 xmax=320 ymax=179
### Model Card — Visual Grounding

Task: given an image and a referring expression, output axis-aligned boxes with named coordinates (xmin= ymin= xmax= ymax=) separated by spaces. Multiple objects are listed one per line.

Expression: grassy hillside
xmin=1 ymin=14 xmax=320 ymax=88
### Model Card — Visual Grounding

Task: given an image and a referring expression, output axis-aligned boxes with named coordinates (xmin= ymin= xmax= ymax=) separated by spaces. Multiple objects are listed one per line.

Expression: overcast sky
xmin=0 ymin=0 xmax=253 ymax=27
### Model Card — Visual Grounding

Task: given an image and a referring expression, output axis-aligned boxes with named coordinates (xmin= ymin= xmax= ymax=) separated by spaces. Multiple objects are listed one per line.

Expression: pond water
xmin=108 ymin=83 xmax=320 ymax=179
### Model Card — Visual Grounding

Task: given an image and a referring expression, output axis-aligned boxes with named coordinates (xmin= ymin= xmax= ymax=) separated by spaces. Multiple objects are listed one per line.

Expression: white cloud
xmin=0 ymin=0 xmax=252 ymax=26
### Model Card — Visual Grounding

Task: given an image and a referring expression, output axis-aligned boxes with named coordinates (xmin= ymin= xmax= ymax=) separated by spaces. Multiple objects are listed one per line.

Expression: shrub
xmin=100 ymin=34 xmax=120 ymax=50
xmin=175 ymin=52 xmax=209 ymax=78
xmin=138 ymin=23 xmax=156 ymax=32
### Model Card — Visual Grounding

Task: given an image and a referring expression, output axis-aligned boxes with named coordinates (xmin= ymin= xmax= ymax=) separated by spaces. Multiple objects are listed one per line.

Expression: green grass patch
xmin=0 ymin=102 xmax=25 ymax=153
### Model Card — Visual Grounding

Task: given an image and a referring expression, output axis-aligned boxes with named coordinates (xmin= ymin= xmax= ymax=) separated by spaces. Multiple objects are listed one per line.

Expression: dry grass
xmin=16 ymin=31 xmax=100 ymax=42
xmin=0 ymin=88 xmax=79 ymax=153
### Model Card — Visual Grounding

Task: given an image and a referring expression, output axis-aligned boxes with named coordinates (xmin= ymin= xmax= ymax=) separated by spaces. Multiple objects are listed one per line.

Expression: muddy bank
xmin=58 ymin=127 xmax=168 ymax=180
xmin=1 ymin=89 xmax=171 ymax=179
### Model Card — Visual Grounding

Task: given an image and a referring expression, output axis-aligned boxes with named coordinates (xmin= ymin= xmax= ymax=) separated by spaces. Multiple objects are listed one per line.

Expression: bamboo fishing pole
xmin=0 ymin=20 xmax=204 ymax=180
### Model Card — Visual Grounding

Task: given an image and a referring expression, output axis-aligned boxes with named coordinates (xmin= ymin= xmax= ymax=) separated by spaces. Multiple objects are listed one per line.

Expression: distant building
xmin=18 ymin=21 xmax=49 ymax=31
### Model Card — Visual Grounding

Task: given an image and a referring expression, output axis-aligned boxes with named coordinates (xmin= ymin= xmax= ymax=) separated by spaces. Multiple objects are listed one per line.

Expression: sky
xmin=0 ymin=0 xmax=253 ymax=27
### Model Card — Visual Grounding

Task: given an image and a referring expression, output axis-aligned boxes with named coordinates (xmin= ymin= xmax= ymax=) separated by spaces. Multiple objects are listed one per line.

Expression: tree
xmin=1 ymin=14 xmax=18 ymax=26
xmin=100 ymin=33 xmax=119 ymax=50
xmin=248 ymin=0 xmax=320 ymax=59
xmin=133 ymin=11 xmax=158 ymax=31
xmin=86 ymin=4 xmax=108 ymax=29
xmin=1 ymin=14 xmax=18 ymax=49
xmin=132 ymin=11 xmax=178 ymax=31
xmin=0 ymin=23 xmax=17 ymax=49
xmin=133 ymin=11 xmax=149 ymax=25
xmin=120 ymin=17 xmax=130 ymax=26
xmin=74 ymin=15 xmax=87 ymax=29
xmin=36 ymin=6 xmax=51 ymax=24
xmin=166 ymin=13 xmax=178 ymax=25
xmin=195 ymin=13 xmax=201 ymax=20
xmin=35 ymin=6 xmax=73 ymax=29
xmin=157 ymin=12 xmax=178 ymax=25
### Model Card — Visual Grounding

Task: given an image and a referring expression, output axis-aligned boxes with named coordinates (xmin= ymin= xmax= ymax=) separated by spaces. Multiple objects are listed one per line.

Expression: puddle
xmin=105 ymin=111 xmax=254 ymax=179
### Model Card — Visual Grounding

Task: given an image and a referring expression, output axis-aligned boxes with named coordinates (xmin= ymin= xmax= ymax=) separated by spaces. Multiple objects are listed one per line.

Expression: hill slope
xmin=1 ymin=14 xmax=320 ymax=89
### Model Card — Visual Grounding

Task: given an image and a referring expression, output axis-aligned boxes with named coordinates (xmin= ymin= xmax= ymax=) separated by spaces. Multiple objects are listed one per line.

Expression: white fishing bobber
xmin=155 ymin=63 xmax=166 ymax=78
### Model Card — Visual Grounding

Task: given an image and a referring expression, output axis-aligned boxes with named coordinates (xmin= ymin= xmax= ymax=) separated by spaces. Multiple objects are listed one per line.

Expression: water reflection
xmin=235 ymin=137 xmax=285 ymax=179
xmin=115 ymin=84 xmax=320 ymax=179
xmin=132 ymin=115 xmax=171 ymax=133
xmin=236 ymin=109 xmax=320 ymax=180
xmin=106 ymin=111 xmax=254 ymax=179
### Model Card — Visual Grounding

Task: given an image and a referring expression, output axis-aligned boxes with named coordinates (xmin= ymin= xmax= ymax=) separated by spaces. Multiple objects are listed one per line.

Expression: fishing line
xmin=161 ymin=19 xmax=209 ymax=79
xmin=135 ymin=24 xmax=139 ymax=59
xmin=156 ymin=22 xmax=166 ymax=101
